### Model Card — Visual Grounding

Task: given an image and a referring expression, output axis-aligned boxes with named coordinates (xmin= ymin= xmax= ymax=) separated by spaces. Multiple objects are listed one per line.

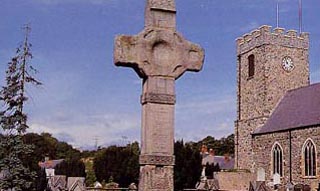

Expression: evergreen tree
xmin=93 ymin=142 xmax=139 ymax=187
xmin=0 ymin=24 xmax=42 ymax=191
xmin=174 ymin=140 xmax=202 ymax=190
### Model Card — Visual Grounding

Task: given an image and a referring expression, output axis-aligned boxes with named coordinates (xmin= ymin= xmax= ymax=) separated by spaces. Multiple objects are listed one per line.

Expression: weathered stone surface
xmin=257 ymin=167 xmax=266 ymax=182
xmin=114 ymin=29 xmax=204 ymax=80
xmin=252 ymin=126 xmax=320 ymax=189
xmin=139 ymin=165 xmax=174 ymax=191
xmin=235 ymin=25 xmax=310 ymax=171
xmin=141 ymin=77 xmax=176 ymax=105
xmin=145 ymin=0 xmax=176 ymax=29
xmin=236 ymin=25 xmax=309 ymax=55
xmin=140 ymin=154 xmax=175 ymax=166
xmin=150 ymin=0 xmax=175 ymax=11
xmin=113 ymin=0 xmax=204 ymax=191
xmin=214 ymin=171 xmax=255 ymax=191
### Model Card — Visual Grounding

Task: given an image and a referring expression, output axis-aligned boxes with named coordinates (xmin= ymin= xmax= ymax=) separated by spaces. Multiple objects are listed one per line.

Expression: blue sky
xmin=0 ymin=0 xmax=319 ymax=150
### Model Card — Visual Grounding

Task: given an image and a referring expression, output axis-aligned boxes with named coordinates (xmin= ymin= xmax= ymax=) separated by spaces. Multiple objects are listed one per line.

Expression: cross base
xmin=139 ymin=165 xmax=174 ymax=191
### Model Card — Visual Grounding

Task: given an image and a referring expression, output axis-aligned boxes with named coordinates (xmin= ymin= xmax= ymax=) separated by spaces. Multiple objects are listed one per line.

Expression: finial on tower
xmin=145 ymin=0 xmax=176 ymax=29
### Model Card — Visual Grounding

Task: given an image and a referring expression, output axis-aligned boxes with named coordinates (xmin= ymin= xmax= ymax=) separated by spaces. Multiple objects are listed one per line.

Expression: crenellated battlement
xmin=236 ymin=25 xmax=309 ymax=55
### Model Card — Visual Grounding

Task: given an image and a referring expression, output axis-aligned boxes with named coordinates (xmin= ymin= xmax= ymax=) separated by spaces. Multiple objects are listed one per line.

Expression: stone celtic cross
xmin=114 ymin=0 xmax=204 ymax=190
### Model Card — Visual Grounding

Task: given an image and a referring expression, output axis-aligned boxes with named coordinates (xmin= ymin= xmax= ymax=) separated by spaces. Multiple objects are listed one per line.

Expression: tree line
xmin=1 ymin=132 xmax=234 ymax=190
xmin=87 ymin=134 xmax=234 ymax=189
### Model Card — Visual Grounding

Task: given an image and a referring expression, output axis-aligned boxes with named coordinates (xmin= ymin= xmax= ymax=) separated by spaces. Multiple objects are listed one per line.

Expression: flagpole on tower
xmin=276 ymin=0 xmax=279 ymax=28
xmin=299 ymin=0 xmax=302 ymax=33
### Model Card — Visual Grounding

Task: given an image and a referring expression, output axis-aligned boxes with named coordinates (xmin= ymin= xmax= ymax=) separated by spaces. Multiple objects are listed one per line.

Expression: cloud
xmin=176 ymin=94 xmax=235 ymax=115
xmin=175 ymin=92 xmax=236 ymax=142
xmin=28 ymin=112 xmax=140 ymax=150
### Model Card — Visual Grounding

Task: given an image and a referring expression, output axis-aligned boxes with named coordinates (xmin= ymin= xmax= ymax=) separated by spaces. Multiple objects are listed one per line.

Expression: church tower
xmin=234 ymin=25 xmax=310 ymax=171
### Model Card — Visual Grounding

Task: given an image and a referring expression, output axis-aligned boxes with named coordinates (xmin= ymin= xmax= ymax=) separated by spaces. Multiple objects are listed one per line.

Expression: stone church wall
xmin=235 ymin=25 xmax=310 ymax=171
xmin=253 ymin=125 xmax=320 ymax=189
xmin=235 ymin=117 xmax=267 ymax=171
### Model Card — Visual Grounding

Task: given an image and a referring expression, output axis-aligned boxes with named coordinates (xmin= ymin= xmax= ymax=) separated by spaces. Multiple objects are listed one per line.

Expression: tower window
xmin=272 ymin=143 xmax=283 ymax=176
xmin=248 ymin=54 xmax=255 ymax=78
xmin=303 ymin=139 xmax=316 ymax=177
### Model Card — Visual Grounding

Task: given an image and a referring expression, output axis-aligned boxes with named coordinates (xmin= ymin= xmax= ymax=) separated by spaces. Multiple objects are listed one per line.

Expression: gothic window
xmin=248 ymin=54 xmax=255 ymax=78
xmin=303 ymin=139 xmax=316 ymax=177
xmin=272 ymin=143 xmax=283 ymax=176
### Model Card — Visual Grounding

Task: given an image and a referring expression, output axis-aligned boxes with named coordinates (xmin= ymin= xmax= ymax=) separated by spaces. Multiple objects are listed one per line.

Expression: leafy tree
xmin=197 ymin=134 xmax=234 ymax=156
xmin=0 ymin=25 xmax=41 ymax=190
xmin=84 ymin=158 xmax=97 ymax=187
xmin=55 ymin=159 xmax=86 ymax=178
xmin=23 ymin=132 xmax=86 ymax=186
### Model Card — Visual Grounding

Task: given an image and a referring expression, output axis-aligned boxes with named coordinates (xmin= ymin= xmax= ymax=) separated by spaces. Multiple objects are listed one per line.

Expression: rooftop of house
xmin=254 ymin=83 xmax=320 ymax=135
xmin=38 ymin=158 xmax=64 ymax=169
xmin=201 ymin=146 xmax=234 ymax=170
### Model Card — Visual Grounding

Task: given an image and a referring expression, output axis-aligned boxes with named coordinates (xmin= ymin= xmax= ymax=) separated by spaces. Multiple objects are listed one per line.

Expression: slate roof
xmin=213 ymin=156 xmax=235 ymax=170
xmin=202 ymin=155 xmax=235 ymax=170
xmin=254 ymin=83 xmax=320 ymax=135
xmin=38 ymin=159 xmax=64 ymax=169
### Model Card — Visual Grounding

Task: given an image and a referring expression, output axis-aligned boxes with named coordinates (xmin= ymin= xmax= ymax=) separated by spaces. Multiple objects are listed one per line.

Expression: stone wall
xmin=235 ymin=117 xmax=267 ymax=171
xmin=253 ymin=125 xmax=320 ymax=190
xmin=235 ymin=25 xmax=310 ymax=171
xmin=236 ymin=25 xmax=309 ymax=56
xmin=214 ymin=171 xmax=255 ymax=191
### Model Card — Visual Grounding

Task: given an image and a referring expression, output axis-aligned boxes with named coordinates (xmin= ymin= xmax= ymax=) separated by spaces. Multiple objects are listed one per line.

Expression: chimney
xmin=209 ymin=149 xmax=215 ymax=156
xmin=201 ymin=145 xmax=208 ymax=154
xmin=224 ymin=154 xmax=230 ymax=162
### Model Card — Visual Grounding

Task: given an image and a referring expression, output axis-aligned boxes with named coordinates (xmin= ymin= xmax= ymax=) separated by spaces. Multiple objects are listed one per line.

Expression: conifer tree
xmin=0 ymin=24 xmax=42 ymax=191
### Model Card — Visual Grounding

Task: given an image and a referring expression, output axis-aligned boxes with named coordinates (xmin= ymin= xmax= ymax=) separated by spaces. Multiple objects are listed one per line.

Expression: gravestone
xmin=294 ymin=184 xmax=311 ymax=191
xmin=114 ymin=0 xmax=204 ymax=190
xmin=273 ymin=173 xmax=281 ymax=185
xmin=286 ymin=182 xmax=294 ymax=191
xmin=257 ymin=167 xmax=265 ymax=182
xmin=294 ymin=184 xmax=303 ymax=191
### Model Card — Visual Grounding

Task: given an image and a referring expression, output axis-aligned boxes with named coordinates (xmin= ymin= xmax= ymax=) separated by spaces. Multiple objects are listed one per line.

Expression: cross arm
xmin=171 ymin=40 xmax=205 ymax=79
xmin=114 ymin=35 xmax=148 ymax=78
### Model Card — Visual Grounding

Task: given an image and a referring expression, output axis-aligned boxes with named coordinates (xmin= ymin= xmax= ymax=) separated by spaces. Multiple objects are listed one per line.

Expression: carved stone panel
xmin=141 ymin=103 xmax=174 ymax=155
xmin=140 ymin=154 xmax=175 ymax=166
xmin=150 ymin=0 xmax=175 ymax=11
xmin=114 ymin=29 xmax=204 ymax=79
xmin=141 ymin=93 xmax=176 ymax=104
xmin=139 ymin=165 xmax=174 ymax=191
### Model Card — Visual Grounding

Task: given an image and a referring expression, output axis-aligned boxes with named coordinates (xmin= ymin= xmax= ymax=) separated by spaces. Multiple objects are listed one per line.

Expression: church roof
xmin=254 ymin=83 xmax=320 ymax=135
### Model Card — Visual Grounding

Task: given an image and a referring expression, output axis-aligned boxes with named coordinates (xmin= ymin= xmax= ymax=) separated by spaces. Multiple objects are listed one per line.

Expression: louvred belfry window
xmin=248 ymin=54 xmax=255 ymax=78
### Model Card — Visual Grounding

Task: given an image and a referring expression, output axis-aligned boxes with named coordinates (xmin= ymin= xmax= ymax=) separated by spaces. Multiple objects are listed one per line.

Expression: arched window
xmin=272 ymin=143 xmax=283 ymax=176
xmin=303 ymin=139 xmax=316 ymax=177
xmin=248 ymin=54 xmax=255 ymax=78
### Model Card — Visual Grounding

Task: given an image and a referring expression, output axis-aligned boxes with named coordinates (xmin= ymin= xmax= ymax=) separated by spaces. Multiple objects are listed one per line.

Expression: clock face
xmin=282 ymin=56 xmax=294 ymax=72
